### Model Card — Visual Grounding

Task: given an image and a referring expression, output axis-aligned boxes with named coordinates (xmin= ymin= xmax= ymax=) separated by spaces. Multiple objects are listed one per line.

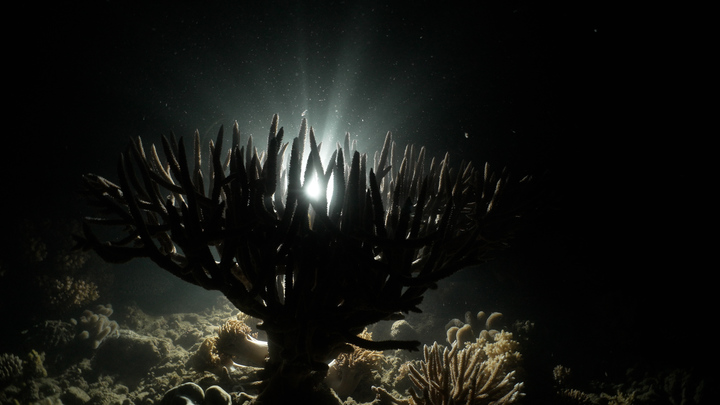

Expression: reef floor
xmin=1 ymin=295 xmax=709 ymax=405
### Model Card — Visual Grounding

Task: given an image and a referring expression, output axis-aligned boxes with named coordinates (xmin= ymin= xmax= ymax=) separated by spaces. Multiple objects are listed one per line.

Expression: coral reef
xmin=552 ymin=364 xmax=710 ymax=405
xmin=1 ymin=218 xmax=111 ymax=333
xmin=73 ymin=304 xmax=119 ymax=349
xmin=445 ymin=310 xmax=505 ymax=348
xmin=190 ymin=316 xmax=268 ymax=374
xmin=0 ymin=353 xmax=23 ymax=386
xmin=215 ymin=318 xmax=268 ymax=367
xmin=378 ymin=330 xmax=525 ymax=405
xmin=77 ymin=114 xmax=527 ymax=402
xmin=44 ymin=275 xmax=99 ymax=310
xmin=325 ymin=329 xmax=385 ymax=399
xmin=93 ymin=329 xmax=174 ymax=388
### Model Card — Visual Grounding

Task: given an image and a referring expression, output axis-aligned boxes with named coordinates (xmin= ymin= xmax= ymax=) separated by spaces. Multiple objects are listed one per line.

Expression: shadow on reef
xmin=75 ymin=114 xmax=532 ymax=402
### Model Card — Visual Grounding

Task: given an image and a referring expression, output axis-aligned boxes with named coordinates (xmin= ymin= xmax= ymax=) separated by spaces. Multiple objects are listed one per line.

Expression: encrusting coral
xmin=76 ymin=114 xmax=528 ymax=403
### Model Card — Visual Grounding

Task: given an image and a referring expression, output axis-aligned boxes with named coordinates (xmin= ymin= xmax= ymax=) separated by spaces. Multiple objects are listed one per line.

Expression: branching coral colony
xmin=77 ymin=114 xmax=527 ymax=403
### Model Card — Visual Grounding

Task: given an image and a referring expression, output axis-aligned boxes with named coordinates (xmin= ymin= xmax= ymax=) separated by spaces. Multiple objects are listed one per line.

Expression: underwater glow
xmin=304 ymin=171 xmax=335 ymax=205
xmin=305 ymin=176 xmax=321 ymax=200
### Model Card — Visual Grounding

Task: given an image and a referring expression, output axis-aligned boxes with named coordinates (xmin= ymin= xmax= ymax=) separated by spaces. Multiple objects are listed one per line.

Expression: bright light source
xmin=304 ymin=174 xmax=334 ymax=203
xmin=305 ymin=177 xmax=321 ymax=200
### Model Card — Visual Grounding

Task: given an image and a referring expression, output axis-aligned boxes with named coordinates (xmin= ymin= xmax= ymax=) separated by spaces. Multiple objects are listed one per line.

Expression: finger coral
xmin=73 ymin=304 xmax=118 ymax=349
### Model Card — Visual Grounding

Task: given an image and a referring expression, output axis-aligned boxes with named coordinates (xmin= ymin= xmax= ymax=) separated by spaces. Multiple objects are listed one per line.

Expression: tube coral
xmin=77 ymin=114 xmax=526 ymax=402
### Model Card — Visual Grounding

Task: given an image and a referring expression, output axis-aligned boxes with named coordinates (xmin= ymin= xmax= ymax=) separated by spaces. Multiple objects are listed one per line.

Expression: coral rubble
xmin=77 ymin=114 xmax=527 ymax=402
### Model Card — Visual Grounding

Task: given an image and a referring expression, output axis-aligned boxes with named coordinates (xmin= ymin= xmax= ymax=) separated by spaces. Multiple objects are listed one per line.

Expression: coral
xmin=215 ymin=318 xmax=268 ymax=367
xmin=0 ymin=353 xmax=23 ymax=386
xmin=44 ymin=275 xmax=99 ymax=311
xmin=0 ymin=350 xmax=47 ymax=387
xmin=77 ymin=114 xmax=528 ymax=402
xmin=553 ymin=365 xmax=710 ymax=405
xmin=93 ymin=329 xmax=174 ymax=387
xmin=73 ymin=304 xmax=118 ymax=349
xmin=191 ymin=337 xmax=224 ymax=373
xmin=22 ymin=236 xmax=48 ymax=264
xmin=381 ymin=330 xmax=524 ymax=405
xmin=24 ymin=350 xmax=47 ymax=379
xmin=445 ymin=310 xmax=505 ymax=348
xmin=190 ymin=316 xmax=268 ymax=374
xmin=390 ymin=320 xmax=420 ymax=342
xmin=325 ymin=329 xmax=384 ymax=398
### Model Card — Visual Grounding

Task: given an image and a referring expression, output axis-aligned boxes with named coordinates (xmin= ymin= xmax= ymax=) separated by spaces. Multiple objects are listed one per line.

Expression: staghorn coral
xmin=380 ymin=330 xmax=524 ymax=405
xmin=325 ymin=329 xmax=384 ymax=398
xmin=77 ymin=114 xmax=528 ymax=402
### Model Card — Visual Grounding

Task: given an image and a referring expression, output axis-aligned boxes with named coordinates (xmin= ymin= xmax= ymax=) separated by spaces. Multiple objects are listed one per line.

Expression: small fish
xmin=301 ymin=109 xmax=308 ymax=117
xmin=464 ymin=132 xmax=469 ymax=139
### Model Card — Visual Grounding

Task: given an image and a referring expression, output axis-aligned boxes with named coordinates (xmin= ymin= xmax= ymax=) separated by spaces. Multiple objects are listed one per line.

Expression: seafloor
xmin=2 ymin=299 xmax=709 ymax=405
xmin=1 ymin=219 xmax=710 ymax=405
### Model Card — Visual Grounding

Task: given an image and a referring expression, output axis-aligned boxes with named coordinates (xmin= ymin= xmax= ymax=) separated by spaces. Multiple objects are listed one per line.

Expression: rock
xmin=93 ymin=329 xmax=173 ymax=385
xmin=204 ymin=386 xmax=232 ymax=405
xmin=160 ymin=382 xmax=204 ymax=405
xmin=61 ymin=386 xmax=91 ymax=405
xmin=390 ymin=320 xmax=419 ymax=341
xmin=159 ymin=383 xmax=232 ymax=405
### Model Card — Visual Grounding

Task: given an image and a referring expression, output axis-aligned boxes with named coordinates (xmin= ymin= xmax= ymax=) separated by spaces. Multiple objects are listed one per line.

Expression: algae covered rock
xmin=93 ymin=329 xmax=173 ymax=385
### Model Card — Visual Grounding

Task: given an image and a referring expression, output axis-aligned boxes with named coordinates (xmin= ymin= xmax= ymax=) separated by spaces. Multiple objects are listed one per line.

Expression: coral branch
xmin=77 ymin=114 xmax=526 ymax=401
